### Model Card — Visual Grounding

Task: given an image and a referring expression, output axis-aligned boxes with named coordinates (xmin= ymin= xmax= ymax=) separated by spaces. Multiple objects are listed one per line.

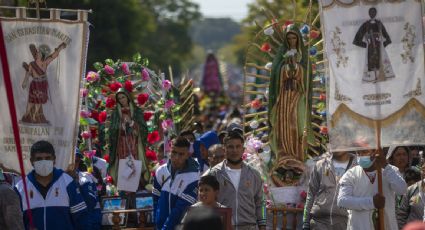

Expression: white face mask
xmin=33 ymin=160 xmax=54 ymax=176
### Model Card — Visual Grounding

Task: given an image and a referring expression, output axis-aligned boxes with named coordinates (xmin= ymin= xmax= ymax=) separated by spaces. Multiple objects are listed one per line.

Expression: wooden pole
xmin=375 ymin=120 xmax=384 ymax=230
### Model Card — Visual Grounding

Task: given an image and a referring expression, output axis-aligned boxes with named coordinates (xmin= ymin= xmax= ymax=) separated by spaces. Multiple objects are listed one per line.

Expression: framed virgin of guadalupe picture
xmin=101 ymin=196 xmax=128 ymax=227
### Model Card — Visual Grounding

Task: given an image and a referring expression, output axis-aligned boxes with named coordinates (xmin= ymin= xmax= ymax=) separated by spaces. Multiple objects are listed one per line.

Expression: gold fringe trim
xmin=331 ymin=98 xmax=425 ymax=128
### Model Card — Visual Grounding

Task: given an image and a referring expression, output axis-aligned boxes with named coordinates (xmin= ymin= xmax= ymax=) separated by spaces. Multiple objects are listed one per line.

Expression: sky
xmin=191 ymin=0 xmax=255 ymax=22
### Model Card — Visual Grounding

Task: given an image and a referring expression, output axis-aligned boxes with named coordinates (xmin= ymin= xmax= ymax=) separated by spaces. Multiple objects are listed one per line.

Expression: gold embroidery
xmin=362 ymin=93 xmax=391 ymax=101
xmin=330 ymin=27 xmax=349 ymax=68
xmin=404 ymin=79 xmax=422 ymax=98
xmin=401 ymin=22 xmax=416 ymax=64
xmin=334 ymin=82 xmax=352 ymax=102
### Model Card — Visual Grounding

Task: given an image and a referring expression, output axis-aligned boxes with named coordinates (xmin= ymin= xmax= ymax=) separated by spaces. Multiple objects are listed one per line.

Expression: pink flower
xmin=141 ymin=68 xmax=150 ymax=81
xmin=121 ymin=63 xmax=130 ymax=75
xmin=164 ymin=99 xmax=175 ymax=110
xmin=80 ymin=88 xmax=89 ymax=97
xmin=84 ymin=150 xmax=96 ymax=159
xmin=86 ymin=71 xmax=99 ymax=82
xmin=320 ymin=126 xmax=328 ymax=135
xmin=263 ymin=183 xmax=269 ymax=194
xmin=104 ymin=65 xmax=115 ymax=75
xmin=266 ymin=200 xmax=272 ymax=208
xmin=162 ymin=80 xmax=172 ymax=91
xmin=159 ymin=159 xmax=167 ymax=166
xmin=242 ymin=152 xmax=248 ymax=160
xmin=80 ymin=110 xmax=90 ymax=118
xmin=310 ymin=30 xmax=320 ymax=39
xmin=81 ymin=131 xmax=91 ymax=139
xmin=161 ymin=119 xmax=174 ymax=131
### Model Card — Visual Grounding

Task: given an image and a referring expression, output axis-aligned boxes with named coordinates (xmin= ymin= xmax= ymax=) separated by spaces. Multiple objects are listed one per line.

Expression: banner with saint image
xmin=319 ymin=0 xmax=425 ymax=150
xmin=0 ymin=10 xmax=89 ymax=172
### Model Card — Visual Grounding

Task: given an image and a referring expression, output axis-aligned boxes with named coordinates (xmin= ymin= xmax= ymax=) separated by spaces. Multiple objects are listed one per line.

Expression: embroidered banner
xmin=0 ymin=10 xmax=89 ymax=172
xmin=319 ymin=1 xmax=425 ymax=150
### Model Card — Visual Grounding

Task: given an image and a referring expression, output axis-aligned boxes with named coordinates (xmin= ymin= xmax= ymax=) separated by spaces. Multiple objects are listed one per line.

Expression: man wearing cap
xmin=15 ymin=140 xmax=89 ymax=230
xmin=337 ymin=148 xmax=407 ymax=230
xmin=207 ymin=131 xmax=266 ymax=230
xmin=0 ymin=168 xmax=24 ymax=230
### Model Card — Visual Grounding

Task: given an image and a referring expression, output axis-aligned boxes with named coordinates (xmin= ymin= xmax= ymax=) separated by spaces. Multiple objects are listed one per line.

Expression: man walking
xmin=207 ymin=131 xmax=266 ymax=230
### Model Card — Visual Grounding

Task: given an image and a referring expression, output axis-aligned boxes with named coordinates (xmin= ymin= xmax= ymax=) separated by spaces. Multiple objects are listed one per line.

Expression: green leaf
xmin=93 ymin=62 xmax=103 ymax=71
xmin=133 ymin=53 xmax=142 ymax=63
xmin=159 ymin=113 xmax=166 ymax=120
xmin=80 ymin=117 xmax=88 ymax=126
xmin=105 ymin=59 xmax=114 ymax=66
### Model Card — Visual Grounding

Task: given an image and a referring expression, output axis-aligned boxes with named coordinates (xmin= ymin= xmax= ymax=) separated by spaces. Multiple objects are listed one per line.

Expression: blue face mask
xmin=357 ymin=156 xmax=373 ymax=169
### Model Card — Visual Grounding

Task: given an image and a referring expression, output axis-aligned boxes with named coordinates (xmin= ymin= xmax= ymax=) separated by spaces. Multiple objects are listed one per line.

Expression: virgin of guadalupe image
xmin=268 ymin=24 xmax=312 ymax=163
xmin=108 ymin=89 xmax=148 ymax=185
xmin=21 ymin=42 xmax=67 ymax=124
xmin=353 ymin=7 xmax=395 ymax=83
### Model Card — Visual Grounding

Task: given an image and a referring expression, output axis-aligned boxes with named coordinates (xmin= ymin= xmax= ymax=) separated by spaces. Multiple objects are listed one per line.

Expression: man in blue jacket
xmin=153 ymin=136 xmax=199 ymax=230
xmin=15 ymin=140 xmax=89 ymax=230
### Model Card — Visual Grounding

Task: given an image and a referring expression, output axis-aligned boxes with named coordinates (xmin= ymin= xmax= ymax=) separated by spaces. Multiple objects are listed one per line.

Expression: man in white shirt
xmin=337 ymin=148 xmax=407 ymax=230
xmin=206 ymin=131 xmax=266 ymax=230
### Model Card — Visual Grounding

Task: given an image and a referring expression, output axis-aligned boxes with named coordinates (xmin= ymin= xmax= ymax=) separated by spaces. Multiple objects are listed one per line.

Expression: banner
xmin=0 ymin=11 xmax=89 ymax=172
xmin=319 ymin=0 xmax=425 ymax=150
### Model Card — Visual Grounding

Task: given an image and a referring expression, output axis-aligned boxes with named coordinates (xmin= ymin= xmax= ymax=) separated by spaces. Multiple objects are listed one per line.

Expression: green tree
xmin=17 ymin=0 xmax=200 ymax=76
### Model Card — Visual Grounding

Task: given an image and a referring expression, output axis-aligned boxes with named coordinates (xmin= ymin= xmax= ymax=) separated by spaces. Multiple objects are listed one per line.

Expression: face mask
xmin=357 ymin=156 xmax=373 ymax=169
xmin=34 ymin=160 xmax=54 ymax=176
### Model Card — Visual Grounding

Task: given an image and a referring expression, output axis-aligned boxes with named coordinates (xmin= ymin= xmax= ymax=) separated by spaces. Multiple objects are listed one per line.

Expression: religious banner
xmin=319 ymin=0 xmax=425 ymax=151
xmin=0 ymin=9 xmax=89 ymax=172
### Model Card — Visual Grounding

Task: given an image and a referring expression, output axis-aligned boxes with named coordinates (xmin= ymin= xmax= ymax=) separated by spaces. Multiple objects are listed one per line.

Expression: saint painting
xmin=353 ymin=7 xmax=395 ymax=83
xmin=21 ymin=42 xmax=67 ymax=124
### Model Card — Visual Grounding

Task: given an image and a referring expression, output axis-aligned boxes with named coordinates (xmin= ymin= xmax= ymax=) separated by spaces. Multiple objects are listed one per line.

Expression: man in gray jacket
xmin=303 ymin=151 xmax=356 ymax=230
xmin=206 ymin=131 xmax=266 ymax=230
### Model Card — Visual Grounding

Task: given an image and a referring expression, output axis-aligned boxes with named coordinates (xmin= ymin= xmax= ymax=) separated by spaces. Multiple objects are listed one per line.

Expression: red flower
xmin=90 ymin=127 xmax=98 ymax=139
xmin=103 ymin=154 xmax=110 ymax=163
xmin=143 ymin=111 xmax=154 ymax=121
xmin=260 ymin=43 xmax=271 ymax=52
xmin=145 ymin=148 xmax=157 ymax=161
xmin=105 ymin=175 xmax=113 ymax=184
xmin=137 ymin=93 xmax=149 ymax=106
xmin=109 ymin=81 xmax=122 ymax=92
xmin=284 ymin=20 xmax=293 ymax=27
xmin=98 ymin=111 xmax=107 ymax=123
xmin=81 ymin=131 xmax=91 ymax=139
xmin=90 ymin=110 xmax=99 ymax=121
xmin=310 ymin=30 xmax=320 ymax=39
xmin=250 ymin=99 xmax=262 ymax=110
xmin=147 ymin=131 xmax=160 ymax=144
xmin=124 ymin=80 xmax=133 ymax=92
xmin=300 ymin=190 xmax=307 ymax=200
xmin=296 ymin=203 xmax=304 ymax=209
xmin=319 ymin=93 xmax=326 ymax=101
xmin=105 ymin=97 xmax=116 ymax=108
xmin=320 ymin=126 xmax=328 ymax=135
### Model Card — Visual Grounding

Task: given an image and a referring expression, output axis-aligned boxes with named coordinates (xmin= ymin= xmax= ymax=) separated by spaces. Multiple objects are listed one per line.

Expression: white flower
xmin=286 ymin=49 xmax=297 ymax=57
xmin=265 ymin=62 xmax=273 ymax=70
xmin=250 ymin=120 xmax=259 ymax=129
xmin=264 ymin=26 xmax=274 ymax=36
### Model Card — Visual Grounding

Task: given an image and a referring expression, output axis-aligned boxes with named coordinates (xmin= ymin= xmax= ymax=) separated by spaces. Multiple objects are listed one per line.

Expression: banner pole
xmin=0 ymin=21 xmax=34 ymax=229
xmin=375 ymin=120 xmax=384 ymax=230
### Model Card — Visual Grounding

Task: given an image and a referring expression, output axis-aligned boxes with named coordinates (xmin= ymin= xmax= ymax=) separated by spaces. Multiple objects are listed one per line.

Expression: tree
xmin=18 ymin=0 xmax=200 ymax=76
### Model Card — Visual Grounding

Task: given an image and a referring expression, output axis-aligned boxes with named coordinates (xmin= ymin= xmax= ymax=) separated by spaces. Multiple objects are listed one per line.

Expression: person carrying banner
xmin=152 ymin=136 xmax=199 ymax=230
xmin=337 ymin=148 xmax=407 ymax=230
xmin=14 ymin=140 xmax=89 ymax=230
xmin=303 ymin=151 xmax=356 ymax=230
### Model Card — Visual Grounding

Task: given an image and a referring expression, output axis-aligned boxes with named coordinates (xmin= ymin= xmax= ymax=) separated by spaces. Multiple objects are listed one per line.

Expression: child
xmin=192 ymin=175 xmax=225 ymax=208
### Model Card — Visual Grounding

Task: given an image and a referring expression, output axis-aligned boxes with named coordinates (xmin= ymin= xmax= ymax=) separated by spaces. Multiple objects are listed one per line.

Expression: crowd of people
xmin=1 ymin=114 xmax=425 ymax=230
